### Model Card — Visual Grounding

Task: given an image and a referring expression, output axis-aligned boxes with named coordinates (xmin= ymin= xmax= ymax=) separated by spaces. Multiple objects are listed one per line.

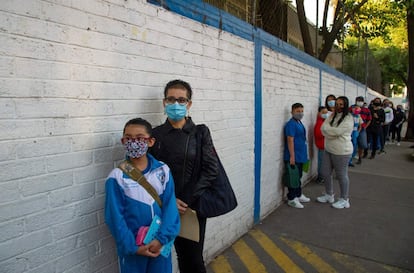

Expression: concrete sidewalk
xmin=207 ymin=141 xmax=414 ymax=272
xmin=269 ymin=140 xmax=414 ymax=269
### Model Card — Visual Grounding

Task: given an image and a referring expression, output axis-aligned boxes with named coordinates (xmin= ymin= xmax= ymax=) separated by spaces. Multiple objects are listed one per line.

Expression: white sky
xmin=297 ymin=0 xmax=327 ymax=26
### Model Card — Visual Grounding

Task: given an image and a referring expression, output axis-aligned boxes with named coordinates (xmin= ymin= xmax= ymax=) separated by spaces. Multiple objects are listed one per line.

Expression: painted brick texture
xmin=0 ymin=0 xmax=382 ymax=272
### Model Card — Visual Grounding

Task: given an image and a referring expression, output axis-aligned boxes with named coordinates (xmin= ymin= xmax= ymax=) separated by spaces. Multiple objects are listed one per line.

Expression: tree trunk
xmin=296 ymin=0 xmax=314 ymax=56
xmin=405 ymin=5 xmax=414 ymax=140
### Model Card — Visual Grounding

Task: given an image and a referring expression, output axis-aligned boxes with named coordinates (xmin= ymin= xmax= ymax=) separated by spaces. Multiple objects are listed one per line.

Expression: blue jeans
xmin=350 ymin=131 xmax=359 ymax=163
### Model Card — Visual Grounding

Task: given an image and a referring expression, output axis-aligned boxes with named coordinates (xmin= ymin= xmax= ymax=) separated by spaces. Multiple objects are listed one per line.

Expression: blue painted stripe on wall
xmin=319 ymin=69 xmax=323 ymax=105
xmin=149 ymin=0 xmax=364 ymax=86
xmin=148 ymin=0 xmax=368 ymax=221
xmin=254 ymin=30 xmax=262 ymax=224
xmin=149 ymin=0 xmax=254 ymax=41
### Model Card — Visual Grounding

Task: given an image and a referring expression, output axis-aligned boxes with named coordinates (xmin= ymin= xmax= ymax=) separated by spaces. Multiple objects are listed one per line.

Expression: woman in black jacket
xmin=149 ymin=79 xmax=218 ymax=273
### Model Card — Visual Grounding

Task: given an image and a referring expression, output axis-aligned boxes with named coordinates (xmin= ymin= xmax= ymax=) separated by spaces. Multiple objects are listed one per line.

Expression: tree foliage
xmin=297 ymin=0 xmax=413 ymax=138
xmin=344 ymin=1 xmax=408 ymax=95
xmin=318 ymin=0 xmax=368 ymax=62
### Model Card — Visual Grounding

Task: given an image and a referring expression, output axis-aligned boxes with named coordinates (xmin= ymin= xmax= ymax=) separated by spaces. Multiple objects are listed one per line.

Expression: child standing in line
xmin=314 ymin=106 xmax=328 ymax=184
xmin=349 ymin=105 xmax=363 ymax=167
xmin=284 ymin=103 xmax=310 ymax=208
xmin=105 ymin=118 xmax=180 ymax=273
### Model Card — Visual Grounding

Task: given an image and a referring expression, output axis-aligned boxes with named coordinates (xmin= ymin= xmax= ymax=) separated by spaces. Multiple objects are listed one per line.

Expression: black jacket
xmin=368 ymin=106 xmax=385 ymax=129
xmin=149 ymin=118 xmax=218 ymax=208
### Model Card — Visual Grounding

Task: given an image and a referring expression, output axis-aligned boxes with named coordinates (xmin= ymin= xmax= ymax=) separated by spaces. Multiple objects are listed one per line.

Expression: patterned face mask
xmin=123 ymin=138 xmax=148 ymax=158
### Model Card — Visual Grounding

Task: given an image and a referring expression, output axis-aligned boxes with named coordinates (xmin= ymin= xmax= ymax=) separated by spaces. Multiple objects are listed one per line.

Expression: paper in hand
xmin=179 ymin=209 xmax=200 ymax=242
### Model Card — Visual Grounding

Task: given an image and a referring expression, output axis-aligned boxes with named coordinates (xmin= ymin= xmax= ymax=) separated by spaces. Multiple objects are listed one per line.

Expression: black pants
xmin=367 ymin=126 xmax=381 ymax=156
xmin=391 ymin=124 xmax=403 ymax=142
xmin=174 ymin=214 xmax=207 ymax=273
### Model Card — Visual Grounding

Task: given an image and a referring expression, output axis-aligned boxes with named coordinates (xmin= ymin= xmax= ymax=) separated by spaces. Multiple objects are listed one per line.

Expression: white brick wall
xmin=0 ymin=0 xmax=384 ymax=272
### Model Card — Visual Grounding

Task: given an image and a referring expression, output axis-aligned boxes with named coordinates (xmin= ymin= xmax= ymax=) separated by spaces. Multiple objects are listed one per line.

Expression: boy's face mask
xmin=321 ymin=113 xmax=329 ymax=119
xmin=123 ymin=138 xmax=149 ymax=158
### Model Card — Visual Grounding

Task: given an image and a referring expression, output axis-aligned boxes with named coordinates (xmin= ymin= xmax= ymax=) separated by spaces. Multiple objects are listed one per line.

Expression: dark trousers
xmin=286 ymin=162 xmax=303 ymax=200
xmin=367 ymin=126 xmax=381 ymax=156
xmin=391 ymin=124 xmax=403 ymax=142
xmin=381 ymin=124 xmax=390 ymax=150
xmin=174 ymin=214 xmax=207 ymax=273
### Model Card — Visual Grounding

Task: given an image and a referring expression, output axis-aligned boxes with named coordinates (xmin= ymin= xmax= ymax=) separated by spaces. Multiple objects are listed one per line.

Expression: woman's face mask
xmin=327 ymin=100 xmax=336 ymax=108
xmin=165 ymin=103 xmax=187 ymax=121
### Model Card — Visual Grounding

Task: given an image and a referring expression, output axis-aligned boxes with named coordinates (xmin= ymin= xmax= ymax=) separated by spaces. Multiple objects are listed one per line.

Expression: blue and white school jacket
xmin=104 ymin=154 xmax=180 ymax=258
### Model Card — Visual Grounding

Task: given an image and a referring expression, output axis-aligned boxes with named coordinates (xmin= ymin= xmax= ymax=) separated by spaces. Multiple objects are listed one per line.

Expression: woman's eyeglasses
xmin=164 ymin=96 xmax=189 ymax=105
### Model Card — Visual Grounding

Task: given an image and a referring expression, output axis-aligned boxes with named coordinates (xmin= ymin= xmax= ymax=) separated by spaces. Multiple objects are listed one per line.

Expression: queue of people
xmin=285 ymin=94 xmax=407 ymax=210
xmin=103 ymin=80 xmax=408 ymax=272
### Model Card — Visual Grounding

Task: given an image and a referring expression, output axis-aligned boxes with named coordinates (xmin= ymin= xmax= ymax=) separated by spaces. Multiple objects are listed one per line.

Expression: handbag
xmin=282 ymin=163 xmax=300 ymax=188
xmin=192 ymin=125 xmax=238 ymax=218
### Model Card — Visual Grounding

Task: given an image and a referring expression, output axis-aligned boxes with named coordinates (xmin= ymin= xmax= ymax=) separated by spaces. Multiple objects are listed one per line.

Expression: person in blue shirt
xmin=105 ymin=118 xmax=180 ymax=273
xmin=284 ymin=103 xmax=310 ymax=208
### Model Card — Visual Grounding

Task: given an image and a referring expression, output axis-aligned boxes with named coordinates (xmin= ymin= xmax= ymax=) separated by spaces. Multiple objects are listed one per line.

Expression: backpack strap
xmin=118 ymin=160 xmax=162 ymax=208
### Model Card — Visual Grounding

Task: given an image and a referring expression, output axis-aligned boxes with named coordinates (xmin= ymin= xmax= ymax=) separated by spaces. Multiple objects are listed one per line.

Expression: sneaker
xmin=332 ymin=198 xmax=350 ymax=209
xmin=397 ymin=142 xmax=401 ymax=146
xmin=316 ymin=194 xmax=334 ymax=204
xmin=348 ymin=163 xmax=355 ymax=167
xmin=288 ymin=198 xmax=304 ymax=209
xmin=298 ymin=194 xmax=310 ymax=203
xmin=356 ymin=158 xmax=362 ymax=165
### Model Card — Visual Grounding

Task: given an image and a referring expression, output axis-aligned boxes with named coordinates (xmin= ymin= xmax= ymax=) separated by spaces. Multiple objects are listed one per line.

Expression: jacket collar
xmin=162 ymin=117 xmax=196 ymax=134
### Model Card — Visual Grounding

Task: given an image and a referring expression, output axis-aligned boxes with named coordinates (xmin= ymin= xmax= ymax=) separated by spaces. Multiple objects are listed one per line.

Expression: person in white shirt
xmin=381 ymin=99 xmax=394 ymax=149
xmin=316 ymin=96 xmax=354 ymax=209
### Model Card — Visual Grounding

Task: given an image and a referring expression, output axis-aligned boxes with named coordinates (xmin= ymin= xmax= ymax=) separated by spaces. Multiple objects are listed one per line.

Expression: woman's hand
xmin=176 ymin=198 xmax=188 ymax=215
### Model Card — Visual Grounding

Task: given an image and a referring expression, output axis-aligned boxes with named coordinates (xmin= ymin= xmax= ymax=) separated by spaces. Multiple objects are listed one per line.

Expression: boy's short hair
xmin=164 ymin=79 xmax=193 ymax=100
xmin=291 ymin=103 xmax=304 ymax=110
xmin=318 ymin=106 xmax=327 ymax=112
xmin=123 ymin=118 xmax=152 ymax=136
xmin=355 ymin=96 xmax=364 ymax=102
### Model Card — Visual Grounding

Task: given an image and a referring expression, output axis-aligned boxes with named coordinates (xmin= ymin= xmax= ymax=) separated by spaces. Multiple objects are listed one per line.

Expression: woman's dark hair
xmin=164 ymin=79 xmax=193 ymax=100
xmin=318 ymin=106 xmax=327 ymax=112
xmin=123 ymin=118 xmax=152 ymax=136
xmin=330 ymin=96 xmax=350 ymax=127
xmin=325 ymin=94 xmax=336 ymax=108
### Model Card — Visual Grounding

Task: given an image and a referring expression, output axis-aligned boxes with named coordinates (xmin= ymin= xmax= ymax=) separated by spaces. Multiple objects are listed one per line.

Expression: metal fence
xmin=151 ymin=0 xmax=383 ymax=93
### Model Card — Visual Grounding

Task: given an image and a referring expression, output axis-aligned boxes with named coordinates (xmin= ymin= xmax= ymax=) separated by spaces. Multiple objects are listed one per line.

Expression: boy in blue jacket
xmin=284 ymin=103 xmax=310 ymax=208
xmin=105 ymin=118 xmax=180 ymax=273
